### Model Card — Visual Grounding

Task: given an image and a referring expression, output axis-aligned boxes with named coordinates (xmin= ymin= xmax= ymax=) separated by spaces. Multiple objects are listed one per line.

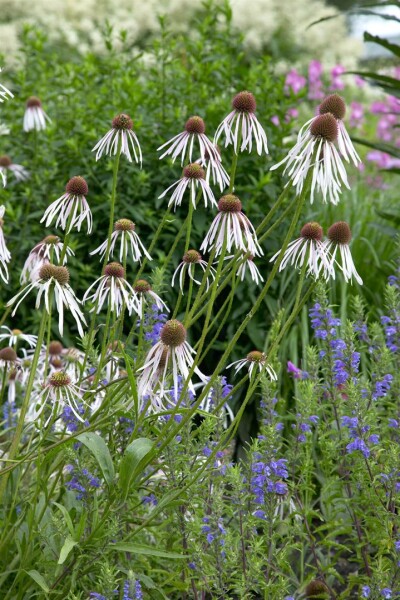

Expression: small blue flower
xmin=362 ymin=586 xmax=371 ymax=598
xmin=381 ymin=588 xmax=392 ymax=599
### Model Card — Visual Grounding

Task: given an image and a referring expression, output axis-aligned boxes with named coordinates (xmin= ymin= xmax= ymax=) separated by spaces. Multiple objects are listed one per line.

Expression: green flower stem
xmin=255 ymin=183 xmax=291 ymax=236
xmin=0 ymin=309 xmax=48 ymax=504
xmin=92 ymin=300 xmax=113 ymax=389
xmin=0 ymin=367 xmax=7 ymax=408
xmin=183 ymin=274 xmax=194 ymax=322
xmin=172 ymin=290 xmax=184 ymax=320
xmin=257 ymin=194 xmax=298 ymax=244
xmin=184 ymin=192 xmax=197 ymax=254
xmin=116 ymin=241 xmax=128 ymax=341
xmin=197 ymin=272 xmax=237 ymax=362
xmin=135 ymin=206 xmax=172 ymax=281
xmin=157 ymin=170 xmax=312 ymax=453
xmin=183 ymin=243 xmax=218 ymax=327
xmin=103 ymin=138 xmax=122 ymax=269
xmin=79 ymin=301 xmax=100 ymax=380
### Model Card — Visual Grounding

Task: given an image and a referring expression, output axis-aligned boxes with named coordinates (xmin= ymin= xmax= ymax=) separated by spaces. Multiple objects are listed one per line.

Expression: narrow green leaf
xmin=120 ymin=347 xmax=139 ymax=417
xmin=58 ymin=535 xmax=78 ymax=565
xmin=119 ymin=437 xmax=153 ymax=498
xmin=25 ymin=570 xmax=50 ymax=593
xmin=363 ymin=32 xmax=400 ymax=57
xmin=53 ymin=502 xmax=75 ymax=537
xmin=111 ymin=542 xmax=186 ymax=559
xmin=76 ymin=432 xmax=115 ymax=486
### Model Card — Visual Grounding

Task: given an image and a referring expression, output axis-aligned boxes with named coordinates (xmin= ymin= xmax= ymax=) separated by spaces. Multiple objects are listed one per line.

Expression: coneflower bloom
xmin=30 ymin=371 xmax=88 ymax=426
xmin=313 ymin=94 xmax=361 ymax=166
xmin=41 ymin=176 xmax=92 ymax=233
xmin=0 ymin=347 xmax=19 ymax=370
xmin=234 ymin=253 xmax=264 ymax=285
xmin=138 ymin=319 xmax=205 ymax=404
xmin=158 ymin=115 xmax=220 ymax=166
xmin=214 ymin=91 xmax=268 ymax=156
xmin=0 ymin=326 xmax=37 ymax=348
xmin=8 ymin=264 xmax=87 ymax=337
xmin=322 ymin=221 xmax=363 ymax=285
xmin=196 ymin=145 xmax=230 ymax=193
xmin=92 ymin=113 xmax=142 ymax=165
xmin=227 ymin=350 xmax=277 ymax=381
xmin=270 ymin=112 xmax=349 ymax=205
xmin=270 ymin=222 xmax=331 ymax=278
xmin=200 ymin=194 xmax=263 ymax=257
xmin=21 ymin=235 xmax=74 ymax=284
xmin=134 ymin=279 xmax=169 ymax=314
xmin=0 ymin=69 xmax=13 ymax=103
xmin=0 ymin=206 xmax=11 ymax=283
xmin=83 ymin=262 xmax=138 ymax=316
xmin=23 ymin=96 xmax=51 ymax=132
xmin=90 ymin=218 xmax=151 ymax=263
xmin=0 ymin=155 xmax=29 ymax=187
xmin=172 ymin=249 xmax=216 ymax=291
xmin=158 ymin=163 xmax=217 ymax=210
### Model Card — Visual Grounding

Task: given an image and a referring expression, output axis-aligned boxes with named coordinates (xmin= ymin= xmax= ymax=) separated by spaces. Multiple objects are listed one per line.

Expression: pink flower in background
xmin=285 ymin=69 xmax=307 ymax=94
xmin=330 ymin=65 xmax=345 ymax=90
xmin=350 ymin=102 xmax=364 ymax=129
xmin=285 ymin=108 xmax=299 ymax=122
xmin=394 ymin=66 xmax=400 ymax=79
xmin=308 ymin=60 xmax=324 ymax=100
xmin=354 ymin=75 xmax=366 ymax=87
xmin=370 ymin=101 xmax=388 ymax=114
xmin=271 ymin=115 xmax=280 ymax=127
xmin=387 ymin=96 xmax=400 ymax=113
xmin=367 ymin=150 xmax=400 ymax=170
xmin=377 ymin=115 xmax=396 ymax=142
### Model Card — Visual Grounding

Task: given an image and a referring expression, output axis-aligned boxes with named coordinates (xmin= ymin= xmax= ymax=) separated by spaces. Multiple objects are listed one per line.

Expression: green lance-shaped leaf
xmin=119 ymin=437 xmax=154 ymax=499
xmin=76 ymin=432 xmax=115 ymax=486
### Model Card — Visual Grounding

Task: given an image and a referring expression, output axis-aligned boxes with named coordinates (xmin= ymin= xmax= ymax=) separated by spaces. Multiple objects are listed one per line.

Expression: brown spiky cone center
xmin=304 ymin=579 xmax=329 ymax=598
xmin=218 ymin=194 xmax=242 ymax=213
xmin=300 ymin=222 xmax=323 ymax=242
xmin=112 ymin=113 xmax=133 ymax=130
xmin=160 ymin=319 xmax=186 ymax=347
xmin=65 ymin=176 xmax=88 ymax=196
xmin=134 ymin=279 xmax=151 ymax=294
xmin=115 ymin=219 xmax=135 ymax=232
xmin=39 ymin=264 xmax=70 ymax=285
xmin=0 ymin=347 xmax=17 ymax=362
xmin=327 ymin=221 xmax=351 ymax=245
xmin=310 ymin=113 xmax=338 ymax=143
xmin=49 ymin=371 xmax=71 ymax=387
xmin=183 ymin=163 xmax=205 ymax=179
xmin=246 ymin=350 xmax=265 ymax=363
xmin=0 ymin=155 xmax=12 ymax=168
xmin=319 ymin=94 xmax=346 ymax=120
xmin=183 ymin=249 xmax=201 ymax=264
xmin=49 ymin=341 xmax=63 ymax=355
xmin=26 ymin=96 xmax=42 ymax=108
xmin=104 ymin=262 xmax=125 ymax=278
xmin=185 ymin=116 xmax=205 ymax=134
xmin=232 ymin=91 xmax=256 ymax=113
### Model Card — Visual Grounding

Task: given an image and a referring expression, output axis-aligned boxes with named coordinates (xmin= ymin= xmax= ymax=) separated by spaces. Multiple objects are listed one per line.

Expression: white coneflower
xmin=322 ymin=221 xmax=363 ymax=285
xmin=317 ymin=94 xmax=361 ymax=166
xmin=138 ymin=319 xmax=205 ymax=404
xmin=92 ymin=113 xmax=142 ymax=165
xmin=133 ymin=279 xmax=169 ymax=313
xmin=31 ymin=371 xmax=88 ymax=426
xmin=8 ymin=264 xmax=87 ymax=337
xmin=158 ymin=115 xmax=220 ymax=165
xmin=0 ymin=206 xmax=11 ymax=283
xmin=200 ymin=194 xmax=263 ymax=257
xmin=20 ymin=235 xmax=74 ymax=284
xmin=172 ymin=249 xmax=216 ymax=292
xmin=41 ymin=176 xmax=92 ymax=234
xmin=158 ymin=163 xmax=217 ymax=210
xmin=0 ymin=69 xmax=13 ymax=103
xmin=270 ymin=222 xmax=331 ymax=278
xmin=90 ymin=218 xmax=151 ymax=263
xmin=83 ymin=262 xmax=138 ymax=316
xmin=0 ymin=155 xmax=30 ymax=186
xmin=196 ymin=145 xmax=230 ymax=193
xmin=271 ymin=112 xmax=349 ymax=205
xmin=234 ymin=253 xmax=264 ymax=285
xmin=23 ymin=96 xmax=51 ymax=132
xmin=0 ymin=347 xmax=19 ymax=370
xmin=0 ymin=326 xmax=37 ymax=348
xmin=214 ymin=91 xmax=268 ymax=156
xmin=227 ymin=350 xmax=277 ymax=381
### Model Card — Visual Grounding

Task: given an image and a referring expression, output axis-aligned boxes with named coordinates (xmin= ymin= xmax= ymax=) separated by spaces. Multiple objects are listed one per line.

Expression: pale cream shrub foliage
xmin=1 ymin=0 xmax=361 ymax=67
